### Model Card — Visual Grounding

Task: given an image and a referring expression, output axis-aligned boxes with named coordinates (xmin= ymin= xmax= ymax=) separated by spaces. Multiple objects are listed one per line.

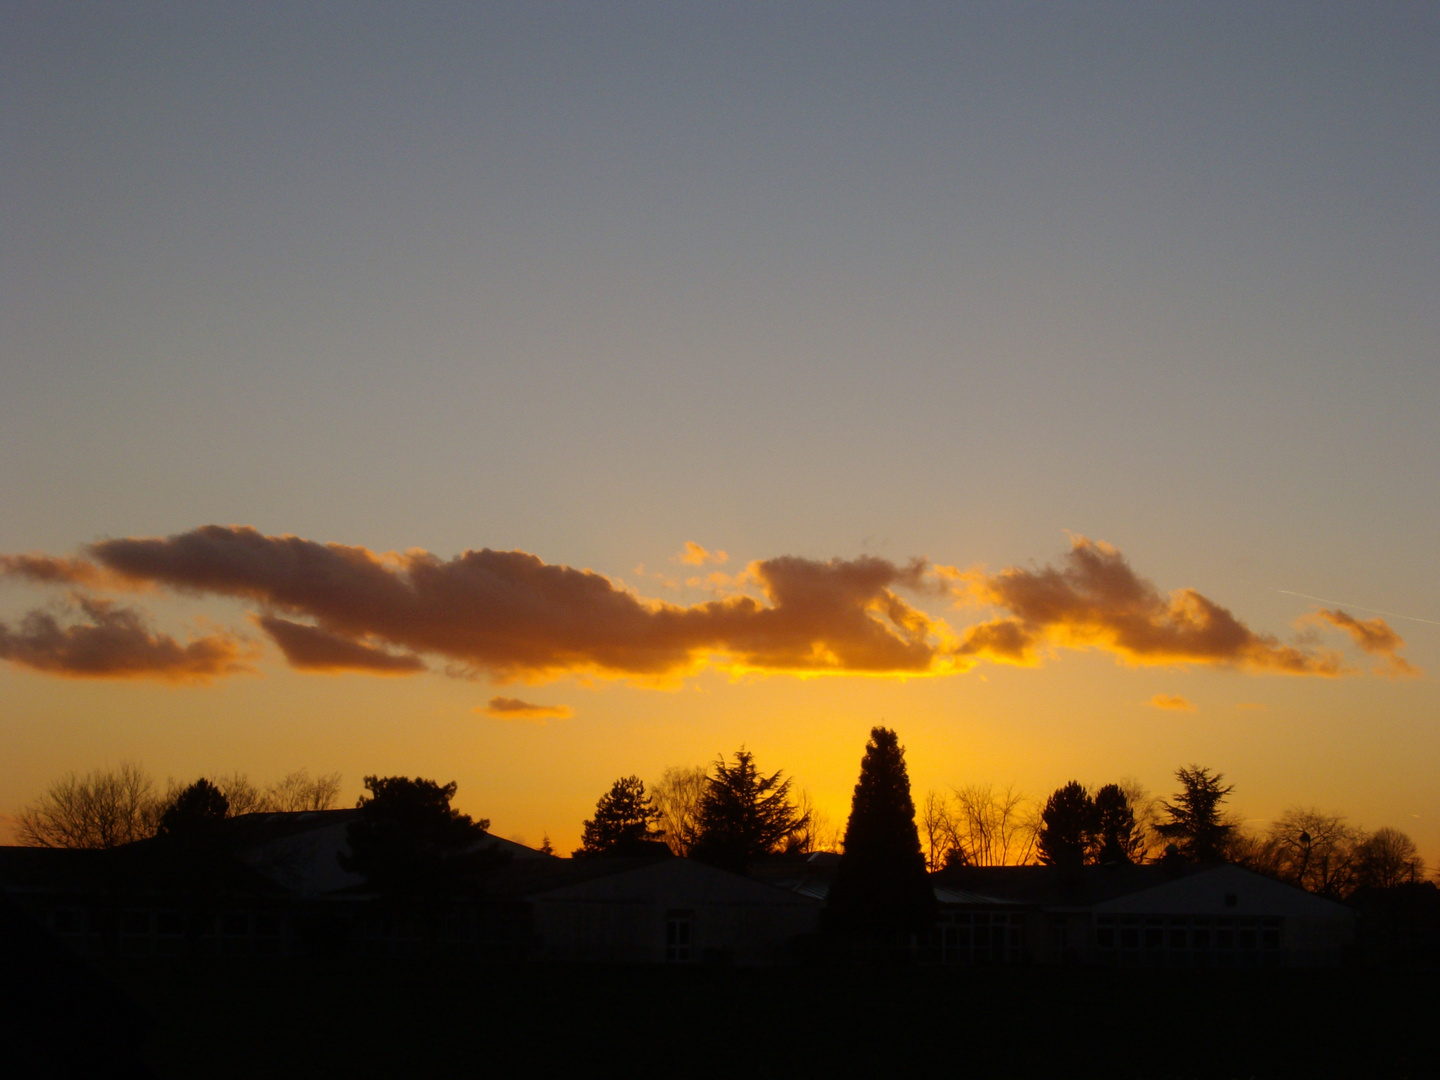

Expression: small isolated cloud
xmin=1304 ymin=608 xmax=1417 ymax=677
xmin=1149 ymin=694 xmax=1196 ymax=712
xmin=0 ymin=597 xmax=252 ymax=683
xmin=479 ymin=696 xmax=573 ymax=722
xmin=676 ymin=542 xmax=728 ymax=566
xmin=257 ymin=615 xmax=426 ymax=675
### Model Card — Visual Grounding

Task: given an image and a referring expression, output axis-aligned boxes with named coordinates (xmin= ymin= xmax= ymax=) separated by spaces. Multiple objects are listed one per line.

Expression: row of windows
xmin=930 ymin=912 xmax=1026 ymax=964
xmin=44 ymin=906 xmax=290 ymax=955
xmin=47 ymin=907 xmax=286 ymax=939
xmin=1095 ymin=915 xmax=1283 ymax=966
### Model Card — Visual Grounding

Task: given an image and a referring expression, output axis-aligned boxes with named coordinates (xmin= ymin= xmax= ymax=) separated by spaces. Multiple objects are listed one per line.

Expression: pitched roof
xmin=930 ymin=862 xmax=1215 ymax=908
xmin=0 ymin=839 xmax=289 ymax=897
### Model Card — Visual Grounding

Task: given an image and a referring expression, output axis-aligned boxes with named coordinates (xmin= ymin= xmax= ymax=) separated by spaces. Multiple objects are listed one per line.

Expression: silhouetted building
xmin=927 ymin=862 xmax=1356 ymax=967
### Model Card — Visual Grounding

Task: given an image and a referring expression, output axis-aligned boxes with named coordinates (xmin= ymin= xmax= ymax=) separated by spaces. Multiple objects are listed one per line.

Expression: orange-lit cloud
xmin=1304 ymin=608 xmax=1417 ymax=677
xmin=0 ymin=527 xmax=1411 ymax=686
xmin=0 ymin=597 xmax=252 ymax=683
xmin=676 ymin=541 xmax=728 ymax=566
xmin=479 ymin=696 xmax=574 ymax=722
xmin=0 ymin=553 xmax=129 ymax=589
xmin=83 ymin=527 xmax=949 ymax=681
xmin=1148 ymin=694 xmax=1196 ymax=712
xmin=257 ymin=615 xmax=426 ymax=675
xmin=954 ymin=618 xmax=1035 ymax=664
xmin=961 ymin=536 xmax=1351 ymax=676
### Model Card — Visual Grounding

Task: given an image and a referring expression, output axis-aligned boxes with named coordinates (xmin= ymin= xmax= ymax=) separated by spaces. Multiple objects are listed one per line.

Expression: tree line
xmin=14 ymin=743 xmax=1431 ymax=902
xmin=15 ymin=762 xmax=341 ymax=849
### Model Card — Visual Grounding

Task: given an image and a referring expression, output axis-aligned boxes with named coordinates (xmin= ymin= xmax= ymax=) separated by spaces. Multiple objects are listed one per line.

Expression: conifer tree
xmin=1037 ymin=781 xmax=1094 ymax=866
xmin=1155 ymin=765 xmax=1234 ymax=862
xmin=156 ymin=778 xmax=229 ymax=842
xmin=1092 ymin=783 xmax=1142 ymax=864
xmin=573 ymin=775 xmax=664 ymax=857
xmin=341 ymin=775 xmax=493 ymax=894
xmin=826 ymin=728 xmax=934 ymax=941
xmin=690 ymin=748 xmax=806 ymax=873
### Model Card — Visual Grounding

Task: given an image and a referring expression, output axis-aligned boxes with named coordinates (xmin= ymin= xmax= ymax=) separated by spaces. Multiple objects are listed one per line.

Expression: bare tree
xmin=786 ymin=789 xmax=842 ymax=854
xmin=262 ymin=769 xmax=342 ymax=812
xmin=651 ymin=764 xmax=708 ymax=856
xmin=921 ymin=789 xmax=962 ymax=871
xmin=1261 ymin=808 xmax=1363 ymax=896
xmin=17 ymin=762 xmax=158 ymax=848
xmin=1354 ymin=826 xmax=1425 ymax=889
xmin=950 ymin=783 xmax=1038 ymax=866
xmin=1116 ymin=778 xmax=1166 ymax=863
xmin=216 ymin=773 xmax=267 ymax=816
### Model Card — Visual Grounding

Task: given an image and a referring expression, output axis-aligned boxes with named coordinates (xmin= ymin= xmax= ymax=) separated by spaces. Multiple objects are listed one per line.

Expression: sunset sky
xmin=3 ymin=3 xmax=1437 ymax=861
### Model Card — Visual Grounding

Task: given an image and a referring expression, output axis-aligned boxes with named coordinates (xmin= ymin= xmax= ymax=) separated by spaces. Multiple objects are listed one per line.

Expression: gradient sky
xmin=3 ymin=2 xmax=1437 ymax=860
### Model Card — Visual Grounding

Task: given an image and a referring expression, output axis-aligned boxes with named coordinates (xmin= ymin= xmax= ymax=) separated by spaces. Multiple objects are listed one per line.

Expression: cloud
xmin=962 ymin=536 xmax=1348 ymax=676
xmin=1 ymin=527 xmax=1409 ymax=686
xmin=257 ymin=615 xmax=426 ymax=674
xmin=1304 ymin=608 xmax=1416 ymax=677
xmin=0 ymin=554 xmax=125 ymax=589
xmin=954 ymin=618 xmax=1035 ymax=664
xmin=0 ymin=597 xmax=252 ymax=683
xmin=676 ymin=542 xmax=728 ymax=566
xmin=84 ymin=526 xmax=953 ymax=681
xmin=1148 ymin=694 xmax=1196 ymax=712
xmin=479 ymin=696 xmax=573 ymax=722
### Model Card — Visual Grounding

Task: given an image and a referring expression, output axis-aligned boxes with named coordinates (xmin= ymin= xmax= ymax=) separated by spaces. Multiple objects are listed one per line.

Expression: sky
xmin=2 ymin=2 xmax=1437 ymax=861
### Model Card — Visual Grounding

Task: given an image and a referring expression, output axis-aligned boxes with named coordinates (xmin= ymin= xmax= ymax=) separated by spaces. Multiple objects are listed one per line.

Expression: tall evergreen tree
xmin=690 ymin=748 xmax=806 ymax=873
xmin=826 ymin=728 xmax=934 ymax=942
xmin=1155 ymin=765 xmax=1234 ymax=862
xmin=1092 ymin=783 xmax=1142 ymax=864
xmin=1036 ymin=780 xmax=1094 ymax=866
xmin=573 ymin=775 xmax=664 ymax=857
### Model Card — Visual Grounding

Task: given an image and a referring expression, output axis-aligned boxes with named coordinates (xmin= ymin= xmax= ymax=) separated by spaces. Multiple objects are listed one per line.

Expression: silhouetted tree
xmin=1117 ymin=778 xmax=1166 ymax=862
xmin=17 ymin=762 xmax=158 ymax=848
xmin=573 ymin=775 xmax=664 ymax=857
xmin=1354 ymin=827 xmax=1425 ymax=889
xmin=1092 ymin=783 xmax=1143 ymax=864
xmin=262 ymin=769 xmax=343 ymax=812
xmin=827 ymin=728 xmax=935 ymax=942
xmin=651 ymin=765 xmax=709 ymax=856
xmin=341 ymin=775 xmax=493 ymax=894
xmin=920 ymin=790 xmax=963 ymax=871
xmin=1037 ymin=781 xmax=1094 ymax=866
xmin=1259 ymin=808 xmax=1362 ymax=896
xmin=156 ymin=778 xmax=229 ymax=841
xmin=950 ymin=783 xmax=1038 ymax=865
xmin=786 ymin=789 xmax=841 ymax=854
xmin=1155 ymin=765 xmax=1234 ymax=862
xmin=690 ymin=748 xmax=807 ymax=873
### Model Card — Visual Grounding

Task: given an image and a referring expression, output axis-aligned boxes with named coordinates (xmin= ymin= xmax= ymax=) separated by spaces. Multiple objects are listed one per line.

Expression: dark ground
xmin=87 ymin=959 xmax=1436 ymax=1079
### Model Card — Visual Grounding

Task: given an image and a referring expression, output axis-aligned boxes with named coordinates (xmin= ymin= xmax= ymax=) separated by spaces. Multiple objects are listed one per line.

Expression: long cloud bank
xmin=0 ymin=526 xmax=1416 ymax=684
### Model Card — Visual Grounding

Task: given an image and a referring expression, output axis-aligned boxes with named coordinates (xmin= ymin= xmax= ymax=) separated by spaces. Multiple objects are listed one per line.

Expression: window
xmin=666 ymin=910 xmax=694 ymax=963
xmin=931 ymin=911 xmax=1025 ymax=964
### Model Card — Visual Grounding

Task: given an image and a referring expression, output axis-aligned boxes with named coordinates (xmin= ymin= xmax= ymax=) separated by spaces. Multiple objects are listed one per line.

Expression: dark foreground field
xmin=78 ymin=960 xmax=1436 ymax=1079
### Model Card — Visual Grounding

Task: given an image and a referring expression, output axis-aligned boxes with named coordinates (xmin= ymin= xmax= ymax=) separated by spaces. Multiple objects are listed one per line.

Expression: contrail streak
xmin=1276 ymin=590 xmax=1440 ymax=627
